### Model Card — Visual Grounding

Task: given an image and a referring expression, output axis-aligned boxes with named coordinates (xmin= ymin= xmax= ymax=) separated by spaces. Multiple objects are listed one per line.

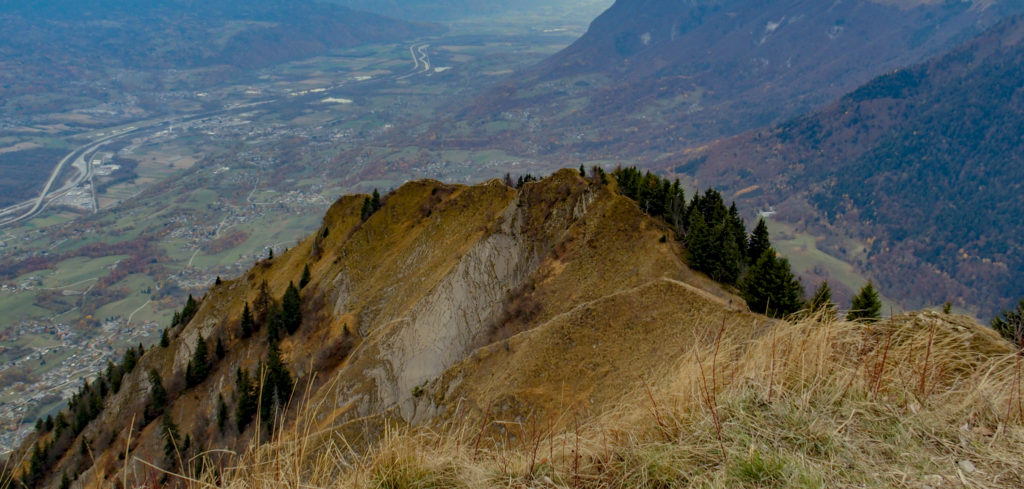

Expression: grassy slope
xmin=215 ymin=312 xmax=1024 ymax=489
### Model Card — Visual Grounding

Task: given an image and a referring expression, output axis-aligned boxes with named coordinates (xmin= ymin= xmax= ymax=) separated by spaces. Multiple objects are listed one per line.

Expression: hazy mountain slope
xmin=440 ymin=0 xmax=1022 ymax=157
xmin=0 ymin=0 xmax=441 ymax=119
xmin=0 ymin=0 xmax=439 ymax=71
xmin=324 ymin=0 xmax=551 ymax=21
xmin=680 ymin=15 xmax=1024 ymax=318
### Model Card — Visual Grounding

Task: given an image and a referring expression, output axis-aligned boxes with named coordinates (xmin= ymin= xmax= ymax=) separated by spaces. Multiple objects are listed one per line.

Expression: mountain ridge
xmin=8 ymin=170 xmax=750 ymax=487
xmin=8 ymin=170 xmax=1024 ymax=489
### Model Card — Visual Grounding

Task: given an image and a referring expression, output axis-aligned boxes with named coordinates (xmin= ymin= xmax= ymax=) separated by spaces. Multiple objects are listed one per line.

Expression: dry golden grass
xmin=167 ymin=311 xmax=1024 ymax=489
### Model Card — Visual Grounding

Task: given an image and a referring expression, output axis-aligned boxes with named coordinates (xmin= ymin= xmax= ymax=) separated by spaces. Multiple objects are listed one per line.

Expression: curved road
xmin=0 ymin=129 xmax=138 ymax=227
xmin=397 ymin=43 xmax=432 ymax=80
xmin=0 ymin=102 xmax=272 ymax=229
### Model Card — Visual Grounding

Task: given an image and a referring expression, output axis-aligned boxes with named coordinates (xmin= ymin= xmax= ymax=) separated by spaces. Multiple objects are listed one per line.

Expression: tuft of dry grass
xmin=167 ymin=311 xmax=1024 ymax=489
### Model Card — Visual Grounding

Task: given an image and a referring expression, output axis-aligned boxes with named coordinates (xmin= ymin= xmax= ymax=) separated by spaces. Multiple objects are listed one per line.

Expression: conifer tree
xmin=215 ymin=336 xmax=226 ymax=359
xmin=281 ymin=282 xmax=302 ymax=335
xmin=299 ymin=264 xmax=311 ymax=289
xmin=665 ymin=180 xmax=686 ymax=233
xmin=266 ymin=303 xmax=283 ymax=343
xmin=990 ymin=299 xmax=1024 ymax=345
xmin=579 ymin=164 xmax=586 ymax=177
xmin=185 ymin=335 xmax=210 ymax=388
xmin=106 ymin=360 xmax=122 ymax=394
xmin=23 ymin=443 xmax=44 ymax=488
xmin=123 ymin=347 xmax=138 ymax=373
xmin=847 ymin=282 xmax=882 ymax=322
xmin=747 ymin=218 xmax=771 ymax=265
xmin=739 ymin=249 xmax=805 ymax=318
xmin=180 ymin=294 xmax=199 ymax=325
xmin=217 ymin=394 xmax=228 ymax=432
xmin=161 ymin=412 xmax=181 ymax=462
xmin=235 ymin=368 xmax=257 ymax=432
xmin=361 ymin=189 xmax=383 ymax=221
xmin=727 ymin=203 xmax=748 ymax=260
xmin=147 ymin=369 xmax=168 ymax=421
xmin=160 ymin=328 xmax=170 ymax=348
xmin=686 ymin=213 xmax=742 ymax=285
xmin=259 ymin=341 xmax=294 ymax=427
xmin=690 ymin=188 xmax=727 ymax=226
xmin=360 ymin=197 xmax=374 ymax=221
xmin=685 ymin=211 xmax=713 ymax=271
xmin=712 ymin=221 xmax=743 ymax=284
xmin=809 ymin=281 xmax=836 ymax=320
xmin=240 ymin=302 xmax=255 ymax=338
xmin=254 ymin=282 xmax=272 ymax=326
xmin=54 ymin=413 xmax=67 ymax=434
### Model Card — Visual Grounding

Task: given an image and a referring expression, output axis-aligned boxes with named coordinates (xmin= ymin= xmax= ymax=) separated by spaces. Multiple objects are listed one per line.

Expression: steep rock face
xmin=325 ymin=178 xmax=595 ymax=423
xmin=366 ymin=201 xmax=539 ymax=419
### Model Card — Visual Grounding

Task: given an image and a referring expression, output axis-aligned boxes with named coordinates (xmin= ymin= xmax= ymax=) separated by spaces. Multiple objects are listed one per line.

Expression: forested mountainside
xmin=681 ymin=15 xmax=1024 ymax=318
xmin=434 ymin=0 xmax=1023 ymax=157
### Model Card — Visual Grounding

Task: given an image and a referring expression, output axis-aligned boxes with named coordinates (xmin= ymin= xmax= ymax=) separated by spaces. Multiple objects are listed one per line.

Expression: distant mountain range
xmin=680 ymin=15 xmax=1024 ymax=318
xmin=0 ymin=0 xmax=439 ymax=71
xmin=0 ymin=0 xmax=440 ymax=117
xmin=324 ymin=0 xmax=613 ymax=22
xmin=325 ymin=0 xmax=550 ymax=21
xmin=442 ymin=0 xmax=1024 ymax=155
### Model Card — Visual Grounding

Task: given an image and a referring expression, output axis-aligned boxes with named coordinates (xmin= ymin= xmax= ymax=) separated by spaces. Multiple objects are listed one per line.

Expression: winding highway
xmin=398 ymin=43 xmax=432 ymax=80
xmin=0 ymin=102 xmax=272 ymax=229
xmin=0 ymin=126 xmax=148 ymax=228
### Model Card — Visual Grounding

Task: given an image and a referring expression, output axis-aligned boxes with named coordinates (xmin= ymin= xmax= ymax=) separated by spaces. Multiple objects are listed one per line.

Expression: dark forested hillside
xmin=685 ymin=15 xmax=1024 ymax=318
xmin=437 ymin=0 xmax=1023 ymax=158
